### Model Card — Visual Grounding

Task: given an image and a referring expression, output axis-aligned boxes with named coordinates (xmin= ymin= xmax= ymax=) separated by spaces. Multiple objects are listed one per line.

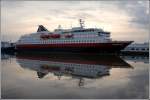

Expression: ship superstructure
xmin=16 ymin=19 xmax=133 ymax=52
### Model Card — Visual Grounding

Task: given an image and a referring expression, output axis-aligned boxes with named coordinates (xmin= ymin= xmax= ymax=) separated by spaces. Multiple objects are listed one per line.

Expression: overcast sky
xmin=1 ymin=0 xmax=149 ymax=43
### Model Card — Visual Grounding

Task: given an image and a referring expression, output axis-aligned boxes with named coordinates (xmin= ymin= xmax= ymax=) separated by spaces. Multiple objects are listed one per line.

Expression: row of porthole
xmin=20 ymin=39 xmax=99 ymax=43
xmin=20 ymin=40 xmax=95 ymax=42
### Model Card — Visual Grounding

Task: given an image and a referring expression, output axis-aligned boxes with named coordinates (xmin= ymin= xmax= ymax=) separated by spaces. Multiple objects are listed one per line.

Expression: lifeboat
xmin=40 ymin=34 xmax=61 ymax=39
xmin=65 ymin=34 xmax=74 ymax=38
xmin=40 ymin=34 xmax=50 ymax=39
xmin=49 ymin=34 xmax=60 ymax=38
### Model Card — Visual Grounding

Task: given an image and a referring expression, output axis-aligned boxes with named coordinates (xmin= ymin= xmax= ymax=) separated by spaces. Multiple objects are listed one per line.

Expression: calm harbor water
xmin=1 ymin=53 xmax=149 ymax=99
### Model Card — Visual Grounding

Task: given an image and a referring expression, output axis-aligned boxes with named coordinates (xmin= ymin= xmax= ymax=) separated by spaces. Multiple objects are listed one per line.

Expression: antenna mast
xmin=58 ymin=25 xmax=61 ymax=29
xmin=79 ymin=19 xmax=85 ymax=28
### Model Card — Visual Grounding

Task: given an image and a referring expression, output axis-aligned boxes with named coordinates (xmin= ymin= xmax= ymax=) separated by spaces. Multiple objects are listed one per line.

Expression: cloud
xmin=1 ymin=1 xmax=149 ymax=43
xmin=1 ymin=0 xmax=25 ymax=9
xmin=116 ymin=0 xmax=149 ymax=29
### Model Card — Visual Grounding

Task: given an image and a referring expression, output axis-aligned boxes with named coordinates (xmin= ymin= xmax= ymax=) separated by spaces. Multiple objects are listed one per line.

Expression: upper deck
xmin=17 ymin=19 xmax=111 ymax=44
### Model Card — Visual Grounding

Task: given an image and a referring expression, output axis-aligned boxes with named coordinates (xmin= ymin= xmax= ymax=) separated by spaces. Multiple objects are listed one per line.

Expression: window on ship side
xmin=98 ymin=32 xmax=102 ymax=36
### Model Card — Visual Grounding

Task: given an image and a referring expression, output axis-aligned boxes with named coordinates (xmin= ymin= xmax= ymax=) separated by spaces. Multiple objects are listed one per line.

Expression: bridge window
xmin=98 ymin=32 xmax=102 ymax=36
xmin=62 ymin=31 xmax=70 ymax=34
xmin=72 ymin=29 xmax=94 ymax=33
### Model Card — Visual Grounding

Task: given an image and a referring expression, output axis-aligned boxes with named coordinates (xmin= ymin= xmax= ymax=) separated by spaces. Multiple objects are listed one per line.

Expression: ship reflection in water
xmin=1 ymin=53 xmax=149 ymax=99
xmin=16 ymin=53 xmax=133 ymax=87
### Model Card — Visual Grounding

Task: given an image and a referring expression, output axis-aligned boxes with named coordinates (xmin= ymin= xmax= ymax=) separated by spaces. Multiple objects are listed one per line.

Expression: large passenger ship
xmin=16 ymin=19 xmax=133 ymax=53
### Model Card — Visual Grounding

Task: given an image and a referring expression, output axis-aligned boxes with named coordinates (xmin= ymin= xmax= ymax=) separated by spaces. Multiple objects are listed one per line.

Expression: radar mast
xmin=58 ymin=25 xmax=62 ymax=29
xmin=79 ymin=19 xmax=85 ymax=28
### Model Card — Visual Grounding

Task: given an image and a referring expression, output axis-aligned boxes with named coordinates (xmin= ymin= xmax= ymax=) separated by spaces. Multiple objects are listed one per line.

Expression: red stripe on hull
xmin=16 ymin=42 xmax=132 ymax=50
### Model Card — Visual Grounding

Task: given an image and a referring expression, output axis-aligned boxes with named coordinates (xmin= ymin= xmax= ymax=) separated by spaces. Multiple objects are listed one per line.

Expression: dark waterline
xmin=1 ymin=53 xmax=149 ymax=99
